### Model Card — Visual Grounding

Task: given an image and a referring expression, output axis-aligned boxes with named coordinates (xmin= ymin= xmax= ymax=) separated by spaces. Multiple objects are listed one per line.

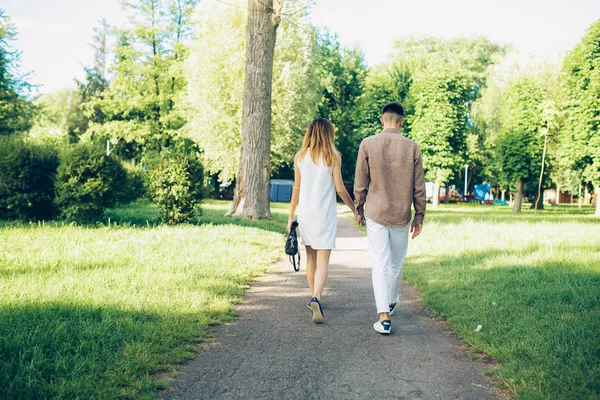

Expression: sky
xmin=2 ymin=0 xmax=600 ymax=94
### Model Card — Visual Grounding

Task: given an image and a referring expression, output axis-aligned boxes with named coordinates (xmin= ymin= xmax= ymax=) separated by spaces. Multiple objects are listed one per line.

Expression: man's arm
xmin=411 ymin=144 xmax=426 ymax=237
xmin=353 ymin=140 xmax=369 ymax=223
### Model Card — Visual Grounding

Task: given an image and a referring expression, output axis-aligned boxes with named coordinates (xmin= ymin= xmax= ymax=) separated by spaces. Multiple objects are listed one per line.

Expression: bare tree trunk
xmin=432 ymin=180 xmax=441 ymax=209
xmin=513 ymin=179 xmax=524 ymax=213
xmin=501 ymin=190 xmax=505 ymax=202
xmin=578 ymin=181 xmax=583 ymax=208
xmin=443 ymin=182 xmax=450 ymax=204
xmin=556 ymin=184 xmax=560 ymax=205
xmin=595 ymin=186 xmax=600 ymax=216
xmin=534 ymin=135 xmax=548 ymax=212
xmin=585 ymin=186 xmax=590 ymax=205
xmin=227 ymin=0 xmax=281 ymax=219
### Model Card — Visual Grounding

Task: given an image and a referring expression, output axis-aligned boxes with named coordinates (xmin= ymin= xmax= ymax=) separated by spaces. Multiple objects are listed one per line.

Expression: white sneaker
xmin=373 ymin=320 xmax=391 ymax=334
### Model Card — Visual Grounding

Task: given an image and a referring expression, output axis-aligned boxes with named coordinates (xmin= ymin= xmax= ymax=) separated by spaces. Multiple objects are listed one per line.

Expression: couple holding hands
xmin=287 ymin=101 xmax=426 ymax=334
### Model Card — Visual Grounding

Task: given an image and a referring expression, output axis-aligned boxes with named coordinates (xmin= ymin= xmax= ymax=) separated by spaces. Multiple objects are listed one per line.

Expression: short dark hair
xmin=382 ymin=101 xmax=405 ymax=118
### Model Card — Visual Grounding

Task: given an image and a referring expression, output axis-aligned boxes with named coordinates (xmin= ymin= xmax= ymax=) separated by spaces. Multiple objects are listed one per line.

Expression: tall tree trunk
xmin=227 ymin=0 xmax=280 ymax=219
xmin=585 ymin=186 xmax=590 ymax=205
xmin=501 ymin=190 xmax=505 ymax=202
xmin=432 ymin=180 xmax=441 ymax=209
xmin=578 ymin=181 xmax=583 ymax=208
xmin=595 ymin=186 xmax=600 ymax=216
xmin=556 ymin=184 xmax=560 ymax=205
xmin=513 ymin=179 xmax=524 ymax=213
xmin=443 ymin=182 xmax=450 ymax=204
xmin=535 ymin=134 xmax=548 ymax=212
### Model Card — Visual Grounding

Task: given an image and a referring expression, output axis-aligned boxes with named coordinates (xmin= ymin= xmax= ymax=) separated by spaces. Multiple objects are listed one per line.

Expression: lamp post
xmin=464 ymin=164 xmax=469 ymax=198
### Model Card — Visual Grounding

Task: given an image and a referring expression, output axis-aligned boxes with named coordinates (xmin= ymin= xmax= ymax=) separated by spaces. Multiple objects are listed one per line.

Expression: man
xmin=354 ymin=101 xmax=426 ymax=334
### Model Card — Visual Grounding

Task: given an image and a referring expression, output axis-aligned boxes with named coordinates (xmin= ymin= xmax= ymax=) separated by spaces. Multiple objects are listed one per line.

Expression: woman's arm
xmin=333 ymin=154 xmax=356 ymax=214
xmin=287 ymin=156 xmax=301 ymax=232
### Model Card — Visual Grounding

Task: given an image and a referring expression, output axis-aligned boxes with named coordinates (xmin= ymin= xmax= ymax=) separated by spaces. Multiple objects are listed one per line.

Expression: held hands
xmin=355 ymin=213 xmax=366 ymax=227
xmin=410 ymin=222 xmax=422 ymax=239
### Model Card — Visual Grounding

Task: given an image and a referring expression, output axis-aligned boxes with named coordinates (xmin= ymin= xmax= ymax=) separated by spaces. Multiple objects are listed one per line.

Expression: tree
xmin=227 ymin=0 xmax=283 ymax=218
xmin=27 ymin=89 xmax=82 ymax=145
xmin=76 ymin=18 xmax=111 ymax=142
xmin=84 ymin=0 xmax=198 ymax=158
xmin=409 ymin=63 xmax=472 ymax=208
xmin=496 ymin=73 xmax=546 ymax=212
xmin=0 ymin=9 xmax=37 ymax=135
xmin=185 ymin=0 xmax=319 ymax=182
xmin=357 ymin=37 xmax=504 ymax=202
xmin=562 ymin=19 xmax=600 ymax=216
xmin=316 ymin=32 xmax=367 ymax=181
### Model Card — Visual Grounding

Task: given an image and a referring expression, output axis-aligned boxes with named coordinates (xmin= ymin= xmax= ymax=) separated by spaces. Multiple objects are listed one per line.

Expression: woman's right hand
xmin=286 ymin=220 xmax=293 ymax=233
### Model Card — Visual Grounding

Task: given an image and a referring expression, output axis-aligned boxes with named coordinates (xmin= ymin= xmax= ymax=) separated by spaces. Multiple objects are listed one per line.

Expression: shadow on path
xmin=164 ymin=211 xmax=501 ymax=400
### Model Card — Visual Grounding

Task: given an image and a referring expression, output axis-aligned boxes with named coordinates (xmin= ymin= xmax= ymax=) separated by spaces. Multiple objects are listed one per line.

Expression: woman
xmin=287 ymin=118 xmax=356 ymax=323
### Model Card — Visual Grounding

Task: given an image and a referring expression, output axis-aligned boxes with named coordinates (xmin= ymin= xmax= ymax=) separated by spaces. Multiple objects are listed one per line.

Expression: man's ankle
xmin=379 ymin=312 xmax=390 ymax=322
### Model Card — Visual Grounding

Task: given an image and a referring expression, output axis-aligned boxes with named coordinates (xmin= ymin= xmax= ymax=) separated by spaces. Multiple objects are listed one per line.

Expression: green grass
xmin=3 ymin=200 xmax=598 ymax=399
xmin=0 ymin=200 xmax=288 ymax=399
xmin=398 ymin=204 xmax=600 ymax=399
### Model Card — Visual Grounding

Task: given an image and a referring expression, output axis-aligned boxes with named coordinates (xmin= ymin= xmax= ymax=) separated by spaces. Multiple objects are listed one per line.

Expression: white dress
xmin=297 ymin=150 xmax=337 ymax=249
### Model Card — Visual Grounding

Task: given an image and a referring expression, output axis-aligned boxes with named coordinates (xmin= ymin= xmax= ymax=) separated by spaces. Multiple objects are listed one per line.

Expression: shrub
xmin=54 ymin=142 xmax=129 ymax=223
xmin=116 ymin=161 xmax=147 ymax=204
xmin=0 ymin=136 xmax=59 ymax=220
xmin=146 ymin=153 xmax=204 ymax=224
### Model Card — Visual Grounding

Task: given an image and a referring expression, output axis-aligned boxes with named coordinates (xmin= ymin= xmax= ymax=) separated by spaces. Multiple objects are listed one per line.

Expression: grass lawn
xmin=0 ymin=200 xmax=288 ymax=399
xmin=398 ymin=203 xmax=600 ymax=399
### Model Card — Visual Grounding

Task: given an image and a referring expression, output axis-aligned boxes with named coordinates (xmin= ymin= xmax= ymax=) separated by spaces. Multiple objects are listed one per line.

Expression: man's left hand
xmin=355 ymin=214 xmax=366 ymax=227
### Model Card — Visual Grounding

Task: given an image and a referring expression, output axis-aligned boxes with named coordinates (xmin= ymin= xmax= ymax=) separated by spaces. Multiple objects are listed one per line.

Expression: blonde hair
xmin=297 ymin=118 xmax=339 ymax=167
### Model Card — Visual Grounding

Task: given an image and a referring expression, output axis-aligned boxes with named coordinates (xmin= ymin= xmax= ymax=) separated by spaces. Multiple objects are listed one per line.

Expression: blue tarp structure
xmin=269 ymin=179 xmax=294 ymax=202
xmin=474 ymin=183 xmax=491 ymax=200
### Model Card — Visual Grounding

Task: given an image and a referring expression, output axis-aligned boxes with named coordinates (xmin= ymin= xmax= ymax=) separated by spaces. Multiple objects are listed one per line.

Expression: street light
xmin=464 ymin=164 xmax=469 ymax=198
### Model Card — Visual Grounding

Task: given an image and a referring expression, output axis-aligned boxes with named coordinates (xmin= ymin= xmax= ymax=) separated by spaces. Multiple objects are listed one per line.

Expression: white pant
xmin=366 ymin=217 xmax=410 ymax=314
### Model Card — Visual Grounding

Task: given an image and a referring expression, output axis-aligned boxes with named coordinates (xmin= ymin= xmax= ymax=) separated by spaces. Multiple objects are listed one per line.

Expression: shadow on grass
xmin=403 ymin=244 xmax=600 ymax=399
xmin=0 ymin=301 xmax=232 ymax=399
xmin=426 ymin=204 xmax=599 ymax=225
xmin=102 ymin=199 xmax=288 ymax=235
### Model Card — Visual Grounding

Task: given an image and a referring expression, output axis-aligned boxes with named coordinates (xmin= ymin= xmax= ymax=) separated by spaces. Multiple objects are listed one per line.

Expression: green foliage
xmin=83 ymin=1 xmax=198 ymax=156
xmin=402 ymin=204 xmax=600 ymax=399
xmin=358 ymin=62 xmax=413 ymax=138
xmin=315 ymin=32 xmax=368 ymax=180
xmin=146 ymin=152 xmax=204 ymax=224
xmin=562 ymin=18 xmax=600 ymax=186
xmin=0 ymin=200 xmax=283 ymax=398
xmin=409 ymin=64 xmax=472 ymax=183
xmin=495 ymin=73 xmax=546 ymax=188
xmin=54 ymin=142 xmax=129 ymax=223
xmin=27 ymin=88 xmax=83 ymax=145
xmin=358 ymin=37 xmax=504 ymax=186
xmin=0 ymin=9 xmax=37 ymax=135
xmin=0 ymin=136 xmax=59 ymax=220
xmin=185 ymin=0 xmax=321 ymax=182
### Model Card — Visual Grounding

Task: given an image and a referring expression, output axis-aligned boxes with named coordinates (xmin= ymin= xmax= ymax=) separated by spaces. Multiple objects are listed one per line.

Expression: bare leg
xmin=305 ymin=246 xmax=317 ymax=297
xmin=313 ymin=249 xmax=332 ymax=300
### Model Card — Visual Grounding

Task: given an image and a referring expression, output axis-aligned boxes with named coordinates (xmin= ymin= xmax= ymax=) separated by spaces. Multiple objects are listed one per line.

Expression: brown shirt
xmin=354 ymin=128 xmax=426 ymax=227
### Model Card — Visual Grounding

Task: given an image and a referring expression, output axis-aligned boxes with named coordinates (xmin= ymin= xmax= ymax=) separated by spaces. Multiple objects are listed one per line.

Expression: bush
xmin=116 ymin=161 xmax=147 ymax=204
xmin=54 ymin=142 xmax=129 ymax=223
xmin=146 ymin=153 xmax=204 ymax=224
xmin=0 ymin=136 xmax=59 ymax=220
